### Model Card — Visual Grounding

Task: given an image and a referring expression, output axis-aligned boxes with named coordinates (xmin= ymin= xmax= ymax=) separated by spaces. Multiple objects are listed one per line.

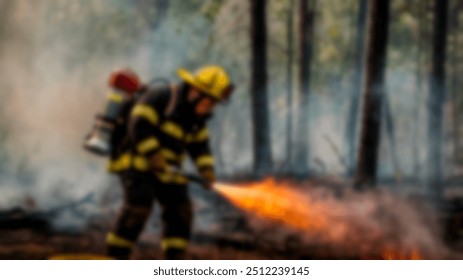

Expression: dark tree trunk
xmin=427 ymin=0 xmax=448 ymax=201
xmin=450 ymin=2 xmax=461 ymax=163
xmin=354 ymin=0 xmax=390 ymax=190
xmin=286 ymin=0 xmax=295 ymax=169
xmin=346 ymin=0 xmax=368 ymax=176
xmin=293 ymin=0 xmax=316 ymax=176
xmin=456 ymin=4 xmax=463 ymax=161
xmin=250 ymin=0 xmax=273 ymax=176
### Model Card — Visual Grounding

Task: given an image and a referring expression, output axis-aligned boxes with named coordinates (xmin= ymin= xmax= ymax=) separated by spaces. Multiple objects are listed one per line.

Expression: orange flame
xmin=215 ymin=178 xmax=327 ymax=231
xmin=214 ymin=178 xmax=423 ymax=260
xmin=382 ymin=247 xmax=422 ymax=260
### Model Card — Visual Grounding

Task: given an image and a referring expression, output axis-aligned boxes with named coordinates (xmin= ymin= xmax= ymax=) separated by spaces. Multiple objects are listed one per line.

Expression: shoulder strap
xmin=164 ymin=84 xmax=178 ymax=118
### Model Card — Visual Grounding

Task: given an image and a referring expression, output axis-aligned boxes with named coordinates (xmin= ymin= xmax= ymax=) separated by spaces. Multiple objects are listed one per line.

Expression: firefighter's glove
xmin=200 ymin=169 xmax=216 ymax=190
xmin=149 ymin=153 xmax=167 ymax=173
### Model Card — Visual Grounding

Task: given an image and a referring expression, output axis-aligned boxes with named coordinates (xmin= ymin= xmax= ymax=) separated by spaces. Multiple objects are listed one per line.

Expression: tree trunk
xmin=427 ymin=0 xmax=448 ymax=201
xmin=0 ymin=0 xmax=14 ymax=46
xmin=133 ymin=0 xmax=170 ymax=73
xmin=135 ymin=0 xmax=170 ymax=31
xmin=250 ymin=0 xmax=272 ymax=176
xmin=456 ymin=4 xmax=463 ymax=162
xmin=0 ymin=0 xmax=15 ymax=95
xmin=285 ymin=0 xmax=295 ymax=170
xmin=412 ymin=1 xmax=426 ymax=180
xmin=354 ymin=0 xmax=390 ymax=190
xmin=294 ymin=0 xmax=316 ymax=176
xmin=345 ymin=0 xmax=368 ymax=176
xmin=450 ymin=2 xmax=461 ymax=163
xmin=383 ymin=94 xmax=401 ymax=182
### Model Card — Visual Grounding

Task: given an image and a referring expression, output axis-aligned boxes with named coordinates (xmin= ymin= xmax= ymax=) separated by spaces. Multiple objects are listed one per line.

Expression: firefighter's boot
xmin=106 ymin=204 xmax=152 ymax=259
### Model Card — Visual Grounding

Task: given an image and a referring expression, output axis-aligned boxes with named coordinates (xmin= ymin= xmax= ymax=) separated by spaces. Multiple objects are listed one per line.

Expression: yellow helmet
xmin=177 ymin=65 xmax=234 ymax=101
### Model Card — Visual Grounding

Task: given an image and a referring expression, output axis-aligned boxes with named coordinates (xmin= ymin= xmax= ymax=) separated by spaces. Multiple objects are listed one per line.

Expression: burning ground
xmin=0 ymin=177 xmax=462 ymax=260
xmin=214 ymin=178 xmax=448 ymax=259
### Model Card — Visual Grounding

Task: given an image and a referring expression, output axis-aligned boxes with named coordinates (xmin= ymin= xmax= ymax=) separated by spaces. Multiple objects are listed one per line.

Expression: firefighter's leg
xmin=106 ymin=173 xmax=155 ymax=259
xmin=156 ymin=183 xmax=192 ymax=260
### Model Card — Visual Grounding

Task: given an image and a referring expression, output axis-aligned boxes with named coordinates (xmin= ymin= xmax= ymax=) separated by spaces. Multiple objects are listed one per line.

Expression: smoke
xmin=0 ymin=0 xmax=219 ymax=229
xmin=0 ymin=2 xmax=113 ymax=217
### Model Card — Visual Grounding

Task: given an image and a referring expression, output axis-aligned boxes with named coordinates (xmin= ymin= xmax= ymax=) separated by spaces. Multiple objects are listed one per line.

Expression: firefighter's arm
xmin=186 ymin=126 xmax=216 ymax=188
xmin=129 ymin=101 xmax=167 ymax=172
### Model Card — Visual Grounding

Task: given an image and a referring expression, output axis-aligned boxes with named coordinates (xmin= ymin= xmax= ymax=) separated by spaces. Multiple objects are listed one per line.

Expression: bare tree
xmin=130 ymin=0 xmax=170 ymax=73
xmin=345 ymin=0 xmax=368 ymax=176
xmin=449 ymin=1 xmax=462 ymax=163
xmin=383 ymin=94 xmax=400 ymax=181
xmin=285 ymin=0 xmax=295 ymax=170
xmin=412 ymin=1 xmax=428 ymax=180
xmin=293 ymin=0 xmax=316 ymax=176
xmin=354 ymin=0 xmax=390 ymax=190
xmin=0 ymin=0 xmax=14 ymax=44
xmin=134 ymin=0 xmax=170 ymax=31
xmin=250 ymin=0 xmax=272 ymax=176
xmin=427 ymin=0 xmax=448 ymax=201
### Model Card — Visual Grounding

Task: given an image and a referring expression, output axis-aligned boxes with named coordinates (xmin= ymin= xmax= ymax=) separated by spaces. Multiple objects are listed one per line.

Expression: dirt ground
xmin=2 ymin=179 xmax=463 ymax=260
xmin=0 ymin=228 xmax=305 ymax=260
xmin=1 ymin=221 xmax=462 ymax=260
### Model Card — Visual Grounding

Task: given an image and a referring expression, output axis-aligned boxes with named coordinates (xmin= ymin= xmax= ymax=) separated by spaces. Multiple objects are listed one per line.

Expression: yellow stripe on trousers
xmin=106 ymin=232 xmax=134 ymax=248
xmin=161 ymin=237 xmax=189 ymax=250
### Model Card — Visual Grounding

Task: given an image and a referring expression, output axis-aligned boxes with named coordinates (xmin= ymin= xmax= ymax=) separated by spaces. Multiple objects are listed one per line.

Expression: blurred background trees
xmin=0 ymin=0 xmax=461 ymax=192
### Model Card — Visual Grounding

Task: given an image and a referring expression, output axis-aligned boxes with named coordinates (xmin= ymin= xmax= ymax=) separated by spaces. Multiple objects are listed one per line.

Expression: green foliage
xmin=200 ymin=0 xmax=226 ymax=22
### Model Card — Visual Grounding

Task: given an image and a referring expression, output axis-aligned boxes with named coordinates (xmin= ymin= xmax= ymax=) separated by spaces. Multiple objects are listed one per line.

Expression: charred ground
xmin=1 ymin=178 xmax=463 ymax=260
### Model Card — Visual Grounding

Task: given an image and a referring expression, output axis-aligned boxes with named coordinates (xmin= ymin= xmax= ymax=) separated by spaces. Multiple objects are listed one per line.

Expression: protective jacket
xmin=108 ymin=84 xmax=215 ymax=184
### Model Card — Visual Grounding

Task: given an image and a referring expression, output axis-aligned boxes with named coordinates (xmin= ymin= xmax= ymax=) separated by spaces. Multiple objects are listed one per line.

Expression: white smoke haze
xmin=0 ymin=1 xmax=154 ymax=226
xmin=0 ymin=0 xmax=256 ymax=231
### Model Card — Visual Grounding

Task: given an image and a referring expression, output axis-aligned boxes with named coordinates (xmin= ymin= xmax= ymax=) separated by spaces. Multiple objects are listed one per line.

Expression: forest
xmin=0 ymin=0 xmax=462 ymax=260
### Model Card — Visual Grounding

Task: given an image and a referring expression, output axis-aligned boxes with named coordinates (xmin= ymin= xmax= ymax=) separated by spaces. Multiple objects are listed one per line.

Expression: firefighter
xmin=105 ymin=65 xmax=233 ymax=259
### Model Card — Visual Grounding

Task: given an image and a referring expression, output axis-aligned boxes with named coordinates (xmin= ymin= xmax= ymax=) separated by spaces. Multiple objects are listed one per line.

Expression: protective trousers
xmin=106 ymin=172 xmax=192 ymax=259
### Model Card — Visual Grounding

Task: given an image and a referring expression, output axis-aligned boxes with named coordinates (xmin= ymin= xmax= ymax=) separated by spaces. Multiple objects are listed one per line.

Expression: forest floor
xmin=0 ymin=226 xmax=278 ymax=260
xmin=0 ymin=223 xmax=463 ymax=260
xmin=1 ymin=177 xmax=463 ymax=260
